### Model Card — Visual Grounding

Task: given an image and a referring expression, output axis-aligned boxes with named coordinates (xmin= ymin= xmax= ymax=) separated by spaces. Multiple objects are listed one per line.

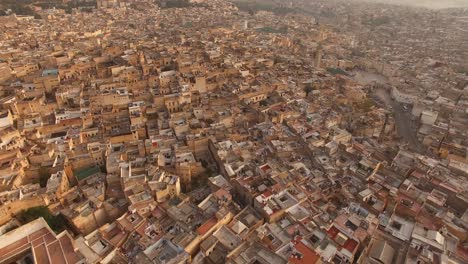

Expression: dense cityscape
xmin=0 ymin=0 xmax=467 ymax=263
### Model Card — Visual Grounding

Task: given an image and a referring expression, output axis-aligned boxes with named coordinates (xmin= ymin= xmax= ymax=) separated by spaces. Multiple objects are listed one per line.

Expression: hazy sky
xmin=358 ymin=0 xmax=468 ymax=9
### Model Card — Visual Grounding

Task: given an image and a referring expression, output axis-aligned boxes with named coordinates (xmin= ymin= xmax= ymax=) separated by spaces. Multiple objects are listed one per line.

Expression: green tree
xmin=16 ymin=206 xmax=66 ymax=233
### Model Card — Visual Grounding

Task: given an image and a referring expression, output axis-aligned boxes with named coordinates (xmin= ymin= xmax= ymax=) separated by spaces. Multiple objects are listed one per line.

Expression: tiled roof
xmin=197 ymin=217 xmax=217 ymax=236
xmin=0 ymin=219 xmax=84 ymax=264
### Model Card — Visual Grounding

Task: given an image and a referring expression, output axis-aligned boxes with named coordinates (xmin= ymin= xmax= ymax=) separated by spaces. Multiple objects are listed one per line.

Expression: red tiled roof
xmin=286 ymin=225 xmax=298 ymax=236
xmin=411 ymin=170 xmax=425 ymax=179
xmin=396 ymin=194 xmax=421 ymax=213
xmin=271 ymin=183 xmax=283 ymax=193
xmin=197 ymin=217 xmax=217 ymax=236
xmin=262 ymin=189 xmax=273 ymax=198
xmin=33 ymin=244 xmax=50 ymax=264
xmin=353 ymin=143 xmax=367 ymax=153
xmin=417 ymin=213 xmax=441 ymax=230
xmin=327 ymin=226 xmax=339 ymax=240
xmin=289 ymin=239 xmax=320 ymax=264
xmin=215 ymin=188 xmax=231 ymax=200
xmin=31 ymin=237 xmax=45 ymax=247
xmin=47 ymin=240 xmax=66 ymax=264
xmin=29 ymin=228 xmax=50 ymax=241
xmin=439 ymin=182 xmax=459 ymax=193
xmin=430 ymin=178 xmax=441 ymax=185
xmin=43 ymin=232 xmax=56 ymax=244
xmin=136 ymin=220 xmax=148 ymax=236
xmin=457 ymin=244 xmax=468 ymax=262
xmin=343 ymin=238 xmax=359 ymax=253
xmin=59 ymin=234 xmax=83 ymax=264
xmin=151 ymin=206 xmax=165 ymax=218
xmin=260 ymin=164 xmax=271 ymax=172
xmin=0 ymin=223 xmax=84 ymax=264
xmin=0 ymin=237 xmax=30 ymax=262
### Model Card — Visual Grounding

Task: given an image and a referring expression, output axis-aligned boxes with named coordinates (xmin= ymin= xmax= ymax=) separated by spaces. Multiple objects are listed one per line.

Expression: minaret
xmin=138 ymin=51 xmax=145 ymax=66
xmin=315 ymin=45 xmax=322 ymax=68
xmin=319 ymin=26 xmax=327 ymax=42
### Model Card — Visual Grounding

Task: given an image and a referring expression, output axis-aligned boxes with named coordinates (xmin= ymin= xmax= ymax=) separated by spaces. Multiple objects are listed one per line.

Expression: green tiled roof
xmin=74 ymin=166 xmax=100 ymax=181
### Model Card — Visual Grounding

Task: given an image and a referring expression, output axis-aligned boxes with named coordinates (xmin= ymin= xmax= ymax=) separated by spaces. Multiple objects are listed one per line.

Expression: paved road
xmin=353 ymin=70 xmax=389 ymax=85
xmin=390 ymin=101 xmax=424 ymax=152
xmin=358 ymin=74 xmax=425 ymax=154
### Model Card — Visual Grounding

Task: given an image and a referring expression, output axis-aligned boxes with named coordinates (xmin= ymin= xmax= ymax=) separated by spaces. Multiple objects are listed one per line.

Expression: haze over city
xmin=358 ymin=0 xmax=468 ymax=9
xmin=0 ymin=0 xmax=467 ymax=263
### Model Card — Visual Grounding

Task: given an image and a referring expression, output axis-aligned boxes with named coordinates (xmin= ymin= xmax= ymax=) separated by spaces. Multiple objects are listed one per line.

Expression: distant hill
xmin=356 ymin=0 xmax=468 ymax=9
xmin=0 ymin=0 xmax=96 ymax=17
xmin=0 ymin=0 xmax=36 ymax=16
xmin=230 ymin=0 xmax=295 ymax=15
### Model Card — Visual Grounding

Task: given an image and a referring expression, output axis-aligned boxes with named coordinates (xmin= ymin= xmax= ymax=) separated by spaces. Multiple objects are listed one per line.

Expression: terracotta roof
xmin=343 ymin=238 xmax=359 ymax=253
xmin=59 ymin=234 xmax=83 ymax=264
xmin=47 ymin=240 xmax=66 ymax=264
xmin=417 ymin=213 xmax=442 ymax=230
xmin=260 ymin=164 xmax=271 ymax=172
xmin=214 ymin=188 xmax=231 ymax=200
xmin=197 ymin=217 xmax=217 ymax=236
xmin=327 ymin=226 xmax=339 ymax=240
xmin=262 ymin=189 xmax=273 ymax=198
xmin=457 ymin=244 xmax=468 ymax=262
xmin=0 ymin=237 xmax=30 ymax=262
xmin=0 ymin=220 xmax=83 ymax=264
xmin=289 ymin=237 xmax=320 ymax=264
xmin=33 ymin=244 xmax=50 ymax=264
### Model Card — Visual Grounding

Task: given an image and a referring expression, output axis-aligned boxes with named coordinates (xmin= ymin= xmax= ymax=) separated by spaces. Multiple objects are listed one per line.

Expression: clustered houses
xmin=0 ymin=0 xmax=467 ymax=264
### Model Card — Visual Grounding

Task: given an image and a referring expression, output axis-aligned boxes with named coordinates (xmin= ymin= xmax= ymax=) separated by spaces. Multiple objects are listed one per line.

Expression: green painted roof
xmin=74 ymin=166 xmax=100 ymax=181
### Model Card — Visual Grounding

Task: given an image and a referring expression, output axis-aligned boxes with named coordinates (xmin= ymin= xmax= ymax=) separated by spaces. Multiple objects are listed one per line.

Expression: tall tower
xmin=319 ymin=26 xmax=327 ymax=42
xmin=315 ymin=45 xmax=322 ymax=68
xmin=138 ymin=51 xmax=145 ymax=66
